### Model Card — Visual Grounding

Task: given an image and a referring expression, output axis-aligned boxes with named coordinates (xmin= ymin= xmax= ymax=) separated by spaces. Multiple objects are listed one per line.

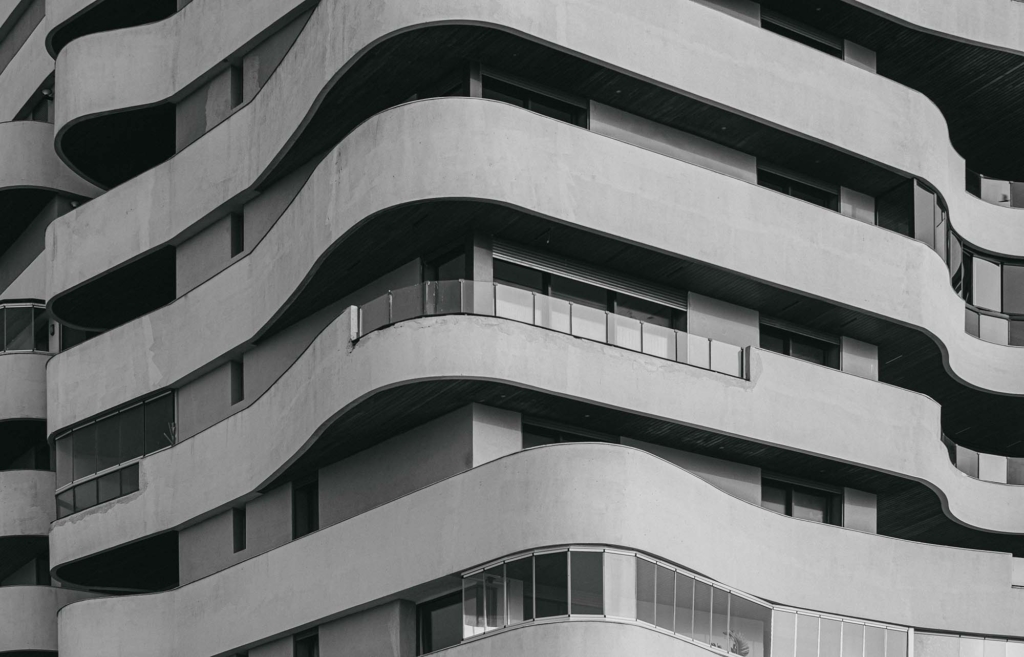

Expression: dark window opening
xmin=230 ymin=212 xmax=245 ymax=257
xmin=757 ymin=168 xmax=839 ymax=211
xmin=417 ymin=591 xmax=462 ymax=654
xmin=761 ymin=10 xmax=843 ymax=58
xmin=292 ymin=475 xmax=319 ymax=539
xmin=294 ymin=631 xmax=319 ymax=657
xmin=482 ymin=75 xmax=587 ymax=127
xmin=425 ymin=247 xmax=466 ymax=282
xmin=232 ymin=507 xmax=246 ymax=553
xmin=761 ymin=478 xmax=842 ymax=526
xmin=522 ymin=423 xmax=618 ymax=449
xmin=230 ymin=360 xmax=244 ymax=405
xmin=60 ymin=324 xmax=103 ymax=351
xmin=760 ymin=324 xmax=839 ymax=368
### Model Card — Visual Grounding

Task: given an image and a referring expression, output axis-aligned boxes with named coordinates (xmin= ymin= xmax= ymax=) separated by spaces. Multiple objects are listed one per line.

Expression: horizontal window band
xmin=759 ymin=316 xmax=839 ymax=345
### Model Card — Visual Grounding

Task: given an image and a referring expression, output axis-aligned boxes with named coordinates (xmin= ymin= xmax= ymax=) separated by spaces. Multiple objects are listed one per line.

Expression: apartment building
xmin=1 ymin=0 xmax=1023 ymax=655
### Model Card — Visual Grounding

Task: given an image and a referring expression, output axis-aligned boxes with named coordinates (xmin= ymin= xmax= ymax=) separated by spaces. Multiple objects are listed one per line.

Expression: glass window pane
xmin=528 ymin=95 xmax=577 ymax=124
xmin=979 ymin=314 xmax=1009 ymax=345
xmin=550 ymin=275 xmax=607 ymax=309
xmin=95 ymin=414 xmax=120 ymax=472
xmin=693 ymin=580 xmax=713 ymax=645
xmin=887 ymin=630 xmax=909 ymax=657
xmin=674 ymin=573 xmax=695 ymax=638
xmin=1002 ymin=265 xmax=1024 ymax=315
xmin=913 ymin=184 xmax=936 ymax=249
xmin=712 ymin=588 xmax=730 ymax=653
xmin=482 ymin=77 xmax=528 ymax=108
xmin=144 ymin=394 xmax=175 ymax=454
xmin=534 ymin=295 xmax=571 ymax=333
xmin=1010 ymin=320 xmax=1024 ymax=347
xmin=97 ymin=471 xmax=121 ymax=504
xmin=795 ymin=614 xmax=819 ymax=657
xmin=72 ymin=423 xmax=98 ymax=481
xmin=120 ymin=463 xmax=140 ymax=495
xmin=842 ymin=621 xmax=864 ymax=657
xmin=603 ymin=552 xmax=635 ymax=619
xmin=966 ymin=308 xmax=980 ymax=337
xmin=773 ymin=610 xmax=797 ymax=657
xmin=790 ymin=338 xmax=826 ymax=365
xmin=570 ymin=551 xmax=603 ymax=615
xmin=462 ymin=573 xmax=485 ymax=638
xmin=762 ymin=483 xmax=788 ymax=515
xmin=494 ymin=261 xmax=544 ymax=293
xmin=483 ymin=565 xmax=505 ymax=631
xmin=74 ymin=479 xmax=97 ymax=512
xmin=616 ymin=294 xmax=672 ymax=327
xmin=635 ymin=557 xmax=656 ymax=625
xmin=820 ymin=618 xmax=841 ymax=657
xmin=608 ymin=313 xmax=642 ymax=352
xmin=120 ymin=404 xmax=145 ymax=461
xmin=729 ymin=595 xmax=772 ymax=657
xmin=33 ymin=308 xmax=48 ymax=352
xmin=655 ymin=565 xmax=674 ymax=631
xmin=792 ymin=489 xmax=829 ymax=523
xmin=506 ymin=556 xmax=534 ymax=624
xmin=1006 ymin=642 xmax=1024 ymax=657
xmin=961 ymin=637 xmax=987 ymax=657
xmin=570 ymin=303 xmax=608 ymax=342
xmin=56 ymin=489 xmax=74 ymax=519
xmin=972 ymin=257 xmax=1002 ymax=312
xmin=4 ymin=306 xmax=32 ymax=350
xmin=56 ymin=435 xmax=73 ymax=488
xmin=495 ymin=284 xmax=535 ymax=324
xmin=865 ymin=625 xmax=886 ymax=657
xmin=535 ymin=552 xmax=568 ymax=618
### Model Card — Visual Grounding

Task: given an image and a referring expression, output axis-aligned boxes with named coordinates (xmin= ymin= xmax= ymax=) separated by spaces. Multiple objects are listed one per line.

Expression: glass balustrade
xmin=941 ymin=435 xmax=1024 ymax=486
xmin=967 ymin=170 xmax=1024 ymax=210
xmin=421 ymin=546 xmax=911 ymax=657
xmin=0 ymin=303 xmax=49 ymax=353
xmin=357 ymin=280 xmax=747 ymax=379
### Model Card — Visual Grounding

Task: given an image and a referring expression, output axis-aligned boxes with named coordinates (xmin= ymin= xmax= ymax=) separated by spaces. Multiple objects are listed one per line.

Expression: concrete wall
xmin=179 ymin=479 xmax=292 ymax=585
xmin=242 ymin=10 xmax=312 ymax=104
xmin=0 ymin=469 xmax=53 ymax=537
xmin=843 ymin=41 xmax=877 ymax=73
xmin=0 ymin=16 xmax=49 ymax=121
xmin=840 ymin=336 xmax=879 ymax=381
xmin=319 ymin=600 xmax=415 ymax=657
xmin=55 ymin=446 xmax=1024 ymax=657
xmin=691 ymin=0 xmax=760 ymax=26
xmin=0 ymin=586 xmax=96 ymax=653
xmin=175 ymin=65 xmax=241 ymax=152
xmin=0 ymin=196 xmax=72 ymax=300
xmin=843 ymin=487 xmax=878 ymax=534
xmin=251 ymin=636 xmax=293 ymax=657
xmin=0 ymin=0 xmax=42 ymax=76
xmin=686 ymin=292 xmax=760 ymax=348
xmin=0 ymin=353 xmax=47 ymax=420
xmin=622 ymin=438 xmax=761 ymax=505
xmin=589 ymin=102 xmax=757 ymax=183
xmin=177 ymin=360 xmax=236 ymax=441
xmin=319 ymin=403 xmax=521 ymax=527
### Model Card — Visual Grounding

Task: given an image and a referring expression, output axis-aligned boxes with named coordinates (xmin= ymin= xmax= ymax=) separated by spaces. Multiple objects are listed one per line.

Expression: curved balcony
xmin=45 ymin=0 xmax=1024 ymax=306
xmin=0 ymin=352 xmax=47 ymax=422
xmin=48 ymin=307 xmax=1024 ymax=587
xmin=45 ymin=101 xmax=1024 ymax=460
xmin=45 ymin=0 xmax=176 ymax=57
xmin=0 ymin=469 xmax=54 ymax=537
xmin=55 ymin=445 xmax=1024 ymax=657
xmin=0 ymin=585 xmax=95 ymax=653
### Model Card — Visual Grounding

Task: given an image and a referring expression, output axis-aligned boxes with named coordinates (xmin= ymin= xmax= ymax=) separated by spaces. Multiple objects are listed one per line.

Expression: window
xmin=292 ymin=475 xmax=319 ymax=539
xmin=54 ymin=393 xmax=174 ymax=517
xmin=418 ymin=591 xmax=462 ymax=654
xmin=757 ymin=168 xmax=839 ymax=211
xmin=760 ymin=325 xmax=839 ymax=368
xmin=294 ymin=631 xmax=318 ymax=657
xmin=230 ymin=360 xmax=244 ymax=405
xmin=1003 ymin=264 xmax=1024 ymax=315
xmin=761 ymin=478 xmax=842 ymax=526
xmin=232 ymin=507 xmax=246 ymax=553
xmin=970 ymin=256 xmax=1002 ymax=312
xmin=761 ymin=10 xmax=843 ymax=58
xmin=494 ymin=260 xmax=544 ymax=293
xmin=570 ymin=551 xmax=603 ymax=615
xmin=230 ymin=212 xmax=245 ymax=257
xmin=534 ymin=551 xmax=568 ymax=618
xmin=481 ymin=75 xmax=587 ymax=127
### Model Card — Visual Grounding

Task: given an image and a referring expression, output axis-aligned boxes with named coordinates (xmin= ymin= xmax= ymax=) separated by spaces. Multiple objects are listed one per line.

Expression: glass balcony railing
xmin=919 ymin=632 xmax=1024 ymax=657
xmin=0 ymin=303 xmax=49 ymax=353
xmin=357 ymin=280 xmax=747 ymax=379
xmin=941 ymin=435 xmax=1024 ymax=486
xmin=966 ymin=170 xmax=1024 ymax=210
xmin=434 ymin=546 xmax=911 ymax=657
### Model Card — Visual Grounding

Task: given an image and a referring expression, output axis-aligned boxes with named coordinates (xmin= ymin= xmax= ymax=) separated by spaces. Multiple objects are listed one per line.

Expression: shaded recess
xmin=0 ymin=536 xmax=48 ymax=582
xmin=48 ymin=0 xmax=177 ymax=56
xmin=50 ymin=245 xmax=175 ymax=332
xmin=0 ymin=420 xmax=47 ymax=470
xmin=58 ymin=104 xmax=176 ymax=189
xmin=758 ymin=0 xmax=1024 ymax=181
xmin=0 ymin=188 xmax=53 ymax=259
xmin=255 ymin=198 xmax=1024 ymax=457
xmin=269 ymin=379 xmax=1024 ymax=556
xmin=54 ymin=531 xmax=177 ymax=593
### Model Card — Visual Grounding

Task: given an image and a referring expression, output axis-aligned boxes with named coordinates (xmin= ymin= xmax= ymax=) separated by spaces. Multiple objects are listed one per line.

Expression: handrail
xmin=355 ymin=280 xmax=748 ymax=379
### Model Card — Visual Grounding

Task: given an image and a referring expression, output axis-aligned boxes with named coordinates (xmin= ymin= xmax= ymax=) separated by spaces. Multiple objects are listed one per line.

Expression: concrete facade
xmin=1 ymin=0 xmax=1021 ymax=655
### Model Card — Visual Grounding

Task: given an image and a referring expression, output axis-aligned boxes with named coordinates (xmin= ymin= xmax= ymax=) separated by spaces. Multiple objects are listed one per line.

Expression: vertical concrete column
xmin=465 ymin=233 xmax=493 ymax=314
xmin=842 ymin=487 xmax=877 ymax=534
xmin=687 ymin=292 xmax=759 ymax=348
xmin=320 ymin=600 xmax=416 ymax=657
xmin=470 ymin=403 xmax=521 ymax=467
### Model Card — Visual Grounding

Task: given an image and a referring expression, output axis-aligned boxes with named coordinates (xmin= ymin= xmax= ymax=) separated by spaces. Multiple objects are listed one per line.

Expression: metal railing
xmin=941 ymin=434 xmax=1024 ymax=486
xmin=357 ymin=280 xmax=747 ymax=379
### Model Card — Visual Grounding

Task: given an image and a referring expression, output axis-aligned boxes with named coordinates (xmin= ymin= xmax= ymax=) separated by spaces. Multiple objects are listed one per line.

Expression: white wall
xmin=687 ymin=292 xmax=760 ymax=348
xmin=623 ymin=438 xmax=761 ymax=504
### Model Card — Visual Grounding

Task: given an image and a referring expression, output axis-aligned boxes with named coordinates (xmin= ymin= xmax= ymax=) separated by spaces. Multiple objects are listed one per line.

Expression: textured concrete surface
xmin=0 ymin=119 xmax=98 ymax=195
xmin=0 ymin=585 xmax=96 ymax=653
xmin=56 ymin=444 xmax=1024 ymax=657
xmin=0 ymin=352 xmax=47 ymax=420
xmin=0 ymin=469 xmax=53 ymax=537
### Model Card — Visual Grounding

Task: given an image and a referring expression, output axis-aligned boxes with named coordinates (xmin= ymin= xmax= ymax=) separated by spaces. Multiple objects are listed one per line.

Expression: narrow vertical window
xmin=230 ymin=212 xmax=245 ymax=257
xmin=233 ymin=507 xmax=246 ymax=553
xmin=292 ymin=475 xmax=319 ymax=539
xmin=534 ymin=552 xmax=568 ymax=618
xmin=635 ymin=557 xmax=656 ymax=625
xmin=230 ymin=360 xmax=244 ymax=404
xmin=655 ymin=564 xmax=675 ymax=631
xmin=506 ymin=556 xmax=534 ymax=625
xmin=294 ymin=630 xmax=318 ymax=657
xmin=569 ymin=551 xmax=603 ymax=615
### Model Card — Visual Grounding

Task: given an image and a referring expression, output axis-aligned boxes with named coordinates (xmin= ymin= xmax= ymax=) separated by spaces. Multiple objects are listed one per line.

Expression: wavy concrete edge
xmin=851 ymin=0 xmax=1024 ymax=55
xmin=0 ymin=119 xmax=99 ymax=196
xmin=0 ymin=352 xmax=47 ymax=421
xmin=1 ymin=585 xmax=97 ymax=653
xmin=0 ymin=469 xmax=54 ymax=537
xmin=55 ymin=444 xmax=1024 ymax=656
xmin=48 ymin=308 xmax=1024 ymax=599
xmin=0 ymin=18 xmax=51 ymax=122
xmin=46 ymin=100 xmax=1024 ymax=441
xmin=47 ymin=0 xmax=1024 ymax=282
